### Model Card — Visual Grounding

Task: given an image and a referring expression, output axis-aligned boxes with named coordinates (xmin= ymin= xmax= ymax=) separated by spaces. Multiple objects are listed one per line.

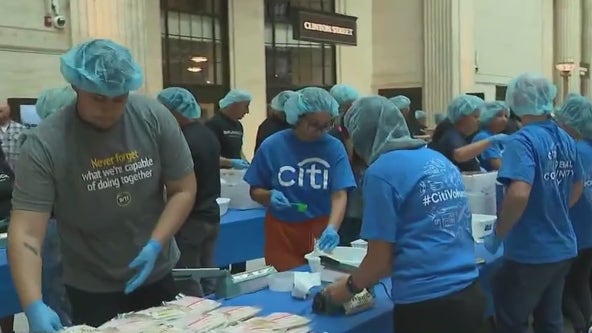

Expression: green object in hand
xmin=291 ymin=202 xmax=308 ymax=212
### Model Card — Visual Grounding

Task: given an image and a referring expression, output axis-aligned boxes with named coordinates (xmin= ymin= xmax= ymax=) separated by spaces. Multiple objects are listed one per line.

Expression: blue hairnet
xmin=344 ymin=96 xmax=426 ymax=164
xmin=434 ymin=113 xmax=446 ymax=124
xmin=60 ymin=39 xmax=143 ymax=97
xmin=415 ymin=110 xmax=426 ymax=120
xmin=480 ymin=101 xmax=509 ymax=126
xmin=566 ymin=92 xmax=580 ymax=101
xmin=284 ymin=87 xmax=339 ymax=125
xmin=505 ymin=73 xmax=557 ymax=117
xmin=389 ymin=95 xmax=411 ymax=110
xmin=35 ymin=86 xmax=77 ymax=120
xmin=157 ymin=87 xmax=201 ymax=119
xmin=219 ymin=89 xmax=252 ymax=109
xmin=270 ymin=90 xmax=297 ymax=112
xmin=447 ymin=94 xmax=485 ymax=123
xmin=329 ymin=84 xmax=359 ymax=106
xmin=556 ymin=95 xmax=592 ymax=139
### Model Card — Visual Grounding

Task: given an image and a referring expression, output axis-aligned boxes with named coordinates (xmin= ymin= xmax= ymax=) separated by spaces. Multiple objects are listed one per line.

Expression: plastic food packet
xmin=264 ymin=312 xmax=310 ymax=330
xmin=98 ymin=316 xmax=160 ymax=332
xmin=210 ymin=306 xmax=261 ymax=323
xmin=142 ymin=324 xmax=186 ymax=333
xmin=60 ymin=325 xmax=107 ymax=333
xmin=185 ymin=313 xmax=228 ymax=333
xmin=166 ymin=296 xmax=221 ymax=314
xmin=132 ymin=305 xmax=188 ymax=321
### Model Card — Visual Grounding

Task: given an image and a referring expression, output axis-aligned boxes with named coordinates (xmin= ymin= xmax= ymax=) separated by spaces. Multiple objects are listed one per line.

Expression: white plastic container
xmin=220 ymin=169 xmax=263 ymax=210
xmin=268 ymin=272 xmax=294 ymax=292
xmin=216 ymin=197 xmax=231 ymax=216
xmin=304 ymin=253 xmax=322 ymax=273
xmin=471 ymin=214 xmax=496 ymax=243
xmin=350 ymin=239 xmax=368 ymax=249
xmin=462 ymin=172 xmax=498 ymax=215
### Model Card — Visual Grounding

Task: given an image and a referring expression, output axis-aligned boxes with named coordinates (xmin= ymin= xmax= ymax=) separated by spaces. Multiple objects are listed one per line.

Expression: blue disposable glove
xmin=25 ymin=300 xmax=63 ymax=333
xmin=318 ymin=225 xmax=340 ymax=252
xmin=231 ymin=159 xmax=250 ymax=169
xmin=483 ymin=232 xmax=502 ymax=254
xmin=125 ymin=239 xmax=162 ymax=294
xmin=270 ymin=190 xmax=291 ymax=210
xmin=488 ymin=133 xmax=509 ymax=145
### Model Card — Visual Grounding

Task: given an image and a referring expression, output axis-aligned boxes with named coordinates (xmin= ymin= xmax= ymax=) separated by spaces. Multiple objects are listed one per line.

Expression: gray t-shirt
xmin=12 ymin=94 xmax=194 ymax=292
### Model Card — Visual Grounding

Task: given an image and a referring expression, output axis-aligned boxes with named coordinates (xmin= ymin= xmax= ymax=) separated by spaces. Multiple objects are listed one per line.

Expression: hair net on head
xmin=480 ymin=101 xmax=509 ymax=126
xmin=566 ymin=92 xmax=580 ymax=101
xmin=270 ymin=90 xmax=297 ymax=112
xmin=556 ymin=95 xmax=592 ymax=139
xmin=35 ymin=86 xmax=77 ymax=120
xmin=447 ymin=94 xmax=485 ymax=123
xmin=344 ymin=96 xmax=426 ymax=164
xmin=284 ymin=87 xmax=339 ymax=125
xmin=389 ymin=95 xmax=411 ymax=110
xmin=434 ymin=113 xmax=446 ymax=124
xmin=219 ymin=89 xmax=252 ymax=109
xmin=60 ymin=39 xmax=143 ymax=97
xmin=505 ymin=73 xmax=557 ymax=117
xmin=157 ymin=87 xmax=201 ymax=119
xmin=415 ymin=110 xmax=426 ymax=120
xmin=329 ymin=84 xmax=359 ymax=106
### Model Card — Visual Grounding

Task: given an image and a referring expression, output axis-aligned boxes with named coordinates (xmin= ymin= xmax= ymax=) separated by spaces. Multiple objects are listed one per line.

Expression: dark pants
xmin=0 ymin=316 xmax=13 ymax=333
xmin=393 ymin=281 xmax=487 ymax=333
xmin=66 ymin=274 xmax=177 ymax=327
xmin=564 ymin=249 xmax=592 ymax=331
xmin=175 ymin=221 xmax=219 ymax=297
xmin=493 ymin=259 xmax=572 ymax=333
xmin=338 ymin=217 xmax=362 ymax=246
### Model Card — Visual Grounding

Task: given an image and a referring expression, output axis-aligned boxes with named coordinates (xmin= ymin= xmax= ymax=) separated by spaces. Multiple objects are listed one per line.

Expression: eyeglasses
xmin=303 ymin=118 xmax=334 ymax=132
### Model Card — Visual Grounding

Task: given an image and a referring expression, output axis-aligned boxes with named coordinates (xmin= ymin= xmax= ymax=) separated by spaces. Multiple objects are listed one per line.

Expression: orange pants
xmin=264 ymin=213 xmax=328 ymax=272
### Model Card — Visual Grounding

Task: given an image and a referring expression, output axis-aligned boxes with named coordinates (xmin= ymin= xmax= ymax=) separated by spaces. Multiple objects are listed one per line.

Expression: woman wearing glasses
xmin=244 ymin=87 xmax=356 ymax=271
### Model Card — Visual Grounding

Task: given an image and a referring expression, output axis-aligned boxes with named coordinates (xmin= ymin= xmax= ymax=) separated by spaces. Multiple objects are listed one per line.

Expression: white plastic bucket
xmin=471 ymin=214 xmax=496 ymax=243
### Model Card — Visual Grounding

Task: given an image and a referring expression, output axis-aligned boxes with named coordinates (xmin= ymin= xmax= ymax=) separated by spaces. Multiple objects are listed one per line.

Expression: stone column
xmin=554 ymin=0 xmax=582 ymax=102
xmin=582 ymin=0 xmax=592 ymax=97
xmin=69 ymin=0 xmax=163 ymax=95
xmin=423 ymin=0 xmax=475 ymax=123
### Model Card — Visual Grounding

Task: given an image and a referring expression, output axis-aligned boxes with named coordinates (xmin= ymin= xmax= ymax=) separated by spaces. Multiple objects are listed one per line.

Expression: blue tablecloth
xmin=221 ymin=243 xmax=504 ymax=333
xmin=215 ymin=208 xmax=266 ymax=267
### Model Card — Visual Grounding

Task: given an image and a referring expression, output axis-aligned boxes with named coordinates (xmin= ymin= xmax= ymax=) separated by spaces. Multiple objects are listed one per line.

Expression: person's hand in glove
xmin=483 ymin=232 xmax=502 ymax=254
xmin=231 ymin=159 xmax=250 ymax=169
xmin=270 ymin=190 xmax=291 ymax=210
xmin=488 ymin=133 xmax=509 ymax=144
xmin=25 ymin=300 xmax=63 ymax=333
xmin=125 ymin=239 xmax=162 ymax=294
xmin=318 ymin=225 xmax=340 ymax=252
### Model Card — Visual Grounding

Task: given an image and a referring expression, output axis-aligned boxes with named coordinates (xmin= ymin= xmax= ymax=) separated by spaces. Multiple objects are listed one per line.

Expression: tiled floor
xmin=10 ymin=259 xmax=268 ymax=332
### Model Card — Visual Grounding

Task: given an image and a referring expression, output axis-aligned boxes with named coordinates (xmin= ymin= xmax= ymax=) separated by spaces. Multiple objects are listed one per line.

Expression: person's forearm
xmin=151 ymin=191 xmax=194 ymax=245
xmin=8 ymin=227 xmax=43 ymax=308
xmin=250 ymin=188 xmax=272 ymax=206
xmin=328 ymin=190 xmax=347 ymax=229
xmin=495 ymin=193 xmax=528 ymax=238
xmin=453 ymin=140 xmax=491 ymax=163
xmin=569 ymin=181 xmax=583 ymax=208
xmin=219 ymin=157 xmax=232 ymax=168
xmin=351 ymin=252 xmax=391 ymax=289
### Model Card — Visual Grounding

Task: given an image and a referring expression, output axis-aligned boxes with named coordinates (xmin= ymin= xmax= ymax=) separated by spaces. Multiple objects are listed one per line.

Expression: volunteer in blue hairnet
xmin=329 ymin=84 xmax=362 ymax=245
xmin=244 ymin=87 xmax=356 ymax=271
xmin=158 ymin=87 xmax=221 ymax=297
xmin=413 ymin=110 xmax=428 ymax=135
xmin=389 ymin=95 xmax=422 ymax=135
xmin=429 ymin=94 xmax=508 ymax=172
xmin=8 ymin=39 xmax=196 ymax=331
xmin=255 ymin=90 xmax=295 ymax=153
xmin=471 ymin=101 xmax=509 ymax=171
xmin=484 ymin=73 xmax=583 ymax=333
xmin=324 ymin=96 xmax=486 ymax=333
xmin=434 ymin=113 xmax=446 ymax=125
xmin=206 ymin=89 xmax=251 ymax=170
xmin=555 ymin=96 xmax=592 ymax=333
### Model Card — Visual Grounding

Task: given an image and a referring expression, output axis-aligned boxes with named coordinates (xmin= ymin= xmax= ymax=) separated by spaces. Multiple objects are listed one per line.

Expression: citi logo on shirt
xmin=278 ymin=157 xmax=330 ymax=190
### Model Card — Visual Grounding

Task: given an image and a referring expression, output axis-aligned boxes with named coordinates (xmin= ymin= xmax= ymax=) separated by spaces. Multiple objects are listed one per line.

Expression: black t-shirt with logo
xmin=181 ymin=121 xmax=221 ymax=222
xmin=255 ymin=116 xmax=291 ymax=153
xmin=206 ymin=113 xmax=244 ymax=159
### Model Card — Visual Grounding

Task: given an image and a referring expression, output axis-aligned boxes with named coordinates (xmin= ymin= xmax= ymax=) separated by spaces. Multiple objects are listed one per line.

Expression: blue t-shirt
xmin=244 ymin=129 xmax=356 ymax=222
xmin=472 ymin=129 xmax=503 ymax=171
xmin=570 ymin=139 xmax=592 ymax=250
xmin=498 ymin=120 xmax=582 ymax=263
xmin=361 ymin=147 xmax=478 ymax=304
